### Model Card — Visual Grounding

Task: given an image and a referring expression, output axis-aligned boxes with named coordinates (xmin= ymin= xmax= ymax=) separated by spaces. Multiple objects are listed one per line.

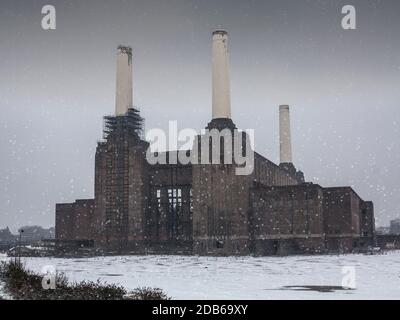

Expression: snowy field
xmin=1 ymin=251 xmax=400 ymax=300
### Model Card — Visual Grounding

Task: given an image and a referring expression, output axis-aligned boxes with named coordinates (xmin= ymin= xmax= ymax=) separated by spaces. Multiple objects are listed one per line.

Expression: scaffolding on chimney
xmin=102 ymin=107 xmax=144 ymax=250
xmin=104 ymin=136 xmax=130 ymax=248
xmin=103 ymin=107 xmax=144 ymax=140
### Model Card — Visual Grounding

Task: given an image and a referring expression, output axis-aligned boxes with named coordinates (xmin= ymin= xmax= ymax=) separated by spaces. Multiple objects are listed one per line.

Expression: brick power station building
xmin=55 ymin=31 xmax=375 ymax=255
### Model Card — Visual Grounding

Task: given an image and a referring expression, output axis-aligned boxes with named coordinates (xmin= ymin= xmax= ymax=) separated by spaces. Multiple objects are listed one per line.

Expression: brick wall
xmin=55 ymin=199 xmax=94 ymax=240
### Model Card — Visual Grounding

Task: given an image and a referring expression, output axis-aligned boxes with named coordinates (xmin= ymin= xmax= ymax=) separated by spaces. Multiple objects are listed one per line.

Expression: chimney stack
xmin=279 ymin=105 xmax=293 ymax=164
xmin=212 ymin=30 xmax=231 ymax=119
xmin=115 ymin=45 xmax=133 ymax=116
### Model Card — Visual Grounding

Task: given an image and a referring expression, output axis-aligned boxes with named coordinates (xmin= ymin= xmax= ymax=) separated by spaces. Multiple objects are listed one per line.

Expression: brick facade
xmin=55 ymin=114 xmax=375 ymax=255
xmin=55 ymin=199 xmax=94 ymax=241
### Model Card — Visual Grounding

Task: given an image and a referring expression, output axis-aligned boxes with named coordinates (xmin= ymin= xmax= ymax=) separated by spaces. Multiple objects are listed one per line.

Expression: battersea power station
xmin=55 ymin=31 xmax=375 ymax=256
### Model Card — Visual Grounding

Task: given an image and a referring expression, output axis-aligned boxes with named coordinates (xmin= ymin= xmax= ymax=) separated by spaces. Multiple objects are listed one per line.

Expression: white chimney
xmin=115 ymin=46 xmax=133 ymax=116
xmin=279 ymin=105 xmax=293 ymax=164
xmin=212 ymin=30 xmax=231 ymax=119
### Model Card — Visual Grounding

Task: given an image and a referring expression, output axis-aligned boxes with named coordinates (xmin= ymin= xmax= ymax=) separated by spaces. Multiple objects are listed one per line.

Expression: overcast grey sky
xmin=0 ymin=0 xmax=399 ymax=231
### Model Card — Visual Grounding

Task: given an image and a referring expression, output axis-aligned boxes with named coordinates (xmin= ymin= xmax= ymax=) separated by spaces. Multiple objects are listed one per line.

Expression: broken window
xmin=168 ymin=188 xmax=182 ymax=211
xmin=156 ymin=189 xmax=162 ymax=209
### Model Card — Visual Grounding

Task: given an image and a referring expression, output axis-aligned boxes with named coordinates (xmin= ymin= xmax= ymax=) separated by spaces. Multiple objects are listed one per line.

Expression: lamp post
xmin=17 ymin=229 xmax=24 ymax=264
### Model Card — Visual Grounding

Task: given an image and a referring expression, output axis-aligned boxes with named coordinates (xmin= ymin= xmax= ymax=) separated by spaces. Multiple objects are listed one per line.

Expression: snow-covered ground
xmin=1 ymin=252 xmax=399 ymax=299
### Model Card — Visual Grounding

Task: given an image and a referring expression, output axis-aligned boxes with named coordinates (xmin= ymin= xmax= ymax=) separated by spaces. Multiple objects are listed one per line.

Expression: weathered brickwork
xmin=55 ymin=116 xmax=375 ymax=255
xmin=248 ymin=184 xmax=375 ymax=255
xmin=55 ymin=199 xmax=94 ymax=241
